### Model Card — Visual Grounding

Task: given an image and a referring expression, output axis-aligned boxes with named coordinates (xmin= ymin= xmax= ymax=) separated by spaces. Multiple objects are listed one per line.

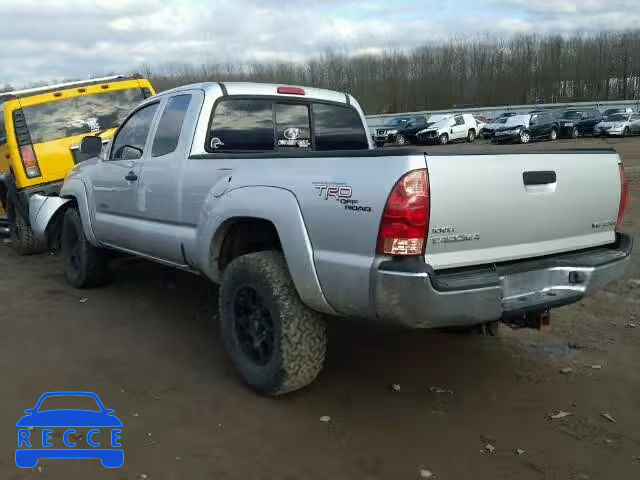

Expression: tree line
xmin=145 ymin=31 xmax=640 ymax=115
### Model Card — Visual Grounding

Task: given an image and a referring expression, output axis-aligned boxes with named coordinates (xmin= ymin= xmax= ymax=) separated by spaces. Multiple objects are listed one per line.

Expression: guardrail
xmin=365 ymin=99 xmax=640 ymax=129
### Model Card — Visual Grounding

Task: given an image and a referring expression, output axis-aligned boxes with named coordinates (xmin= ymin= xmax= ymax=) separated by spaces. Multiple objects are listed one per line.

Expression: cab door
xmin=90 ymin=101 xmax=160 ymax=249
xmin=450 ymin=115 xmax=467 ymax=140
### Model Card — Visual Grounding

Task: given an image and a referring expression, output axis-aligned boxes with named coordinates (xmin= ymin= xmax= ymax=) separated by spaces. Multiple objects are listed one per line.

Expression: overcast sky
xmin=1 ymin=0 xmax=638 ymax=87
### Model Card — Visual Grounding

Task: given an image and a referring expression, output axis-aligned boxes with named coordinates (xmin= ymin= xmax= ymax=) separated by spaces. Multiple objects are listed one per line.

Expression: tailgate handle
xmin=523 ymin=171 xmax=556 ymax=185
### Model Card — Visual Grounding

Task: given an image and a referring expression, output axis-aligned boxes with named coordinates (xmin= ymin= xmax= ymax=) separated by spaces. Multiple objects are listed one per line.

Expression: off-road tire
xmin=439 ymin=133 xmax=449 ymax=145
xmin=467 ymin=129 xmax=476 ymax=142
xmin=6 ymin=194 xmax=46 ymax=255
xmin=61 ymin=207 xmax=109 ymax=288
xmin=219 ymin=251 xmax=327 ymax=395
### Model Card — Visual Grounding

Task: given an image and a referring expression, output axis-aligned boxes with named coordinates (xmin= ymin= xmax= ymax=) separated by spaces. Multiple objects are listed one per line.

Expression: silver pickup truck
xmin=30 ymin=82 xmax=632 ymax=395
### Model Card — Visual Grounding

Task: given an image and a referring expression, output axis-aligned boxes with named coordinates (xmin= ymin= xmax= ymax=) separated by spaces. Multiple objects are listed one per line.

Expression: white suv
xmin=416 ymin=113 xmax=478 ymax=144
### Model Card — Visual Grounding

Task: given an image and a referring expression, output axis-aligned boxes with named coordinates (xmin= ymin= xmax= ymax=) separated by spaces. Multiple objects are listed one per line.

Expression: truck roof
xmin=0 ymin=74 xmax=142 ymax=102
xmin=160 ymin=82 xmax=350 ymax=104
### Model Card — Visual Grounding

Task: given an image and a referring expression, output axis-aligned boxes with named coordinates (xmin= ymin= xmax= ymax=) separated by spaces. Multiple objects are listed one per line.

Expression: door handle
xmin=523 ymin=171 xmax=556 ymax=185
xmin=124 ymin=171 xmax=138 ymax=182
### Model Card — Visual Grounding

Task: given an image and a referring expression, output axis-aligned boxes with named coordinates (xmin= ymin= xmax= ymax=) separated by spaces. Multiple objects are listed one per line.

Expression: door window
xmin=454 ymin=115 xmax=465 ymax=126
xmin=151 ymin=94 xmax=192 ymax=157
xmin=111 ymin=103 xmax=159 ymax=160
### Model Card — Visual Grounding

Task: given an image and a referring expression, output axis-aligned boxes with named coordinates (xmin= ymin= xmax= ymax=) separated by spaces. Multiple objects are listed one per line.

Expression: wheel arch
xmin=194 ymin=186 xmax=336 ymax=315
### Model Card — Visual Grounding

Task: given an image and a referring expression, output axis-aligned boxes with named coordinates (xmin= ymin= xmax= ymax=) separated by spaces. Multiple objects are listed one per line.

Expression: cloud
xmin=0 ymin=0 xmax=639 ymax=87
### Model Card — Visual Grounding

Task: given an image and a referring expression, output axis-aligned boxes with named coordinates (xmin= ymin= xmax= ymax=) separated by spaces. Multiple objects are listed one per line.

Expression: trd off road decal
xmin=313 ymin=182 xmax=372 ymax=213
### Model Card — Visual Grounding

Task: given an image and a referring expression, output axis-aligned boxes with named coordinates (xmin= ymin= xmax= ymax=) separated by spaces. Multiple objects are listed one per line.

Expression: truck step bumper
xmin=373 ymin=234 xmax=632 ymax=329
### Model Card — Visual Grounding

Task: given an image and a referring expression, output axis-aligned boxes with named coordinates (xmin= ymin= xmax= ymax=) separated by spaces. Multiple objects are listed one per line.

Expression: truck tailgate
xmin=424 ymin=151 xmax=622 ymax=270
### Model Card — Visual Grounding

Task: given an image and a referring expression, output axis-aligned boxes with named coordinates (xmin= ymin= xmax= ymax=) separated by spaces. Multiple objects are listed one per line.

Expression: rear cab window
xmin=21 ymin=88 xmax=147 ymax=145
xmin=207 ymin=98 xmax=368 ymax=152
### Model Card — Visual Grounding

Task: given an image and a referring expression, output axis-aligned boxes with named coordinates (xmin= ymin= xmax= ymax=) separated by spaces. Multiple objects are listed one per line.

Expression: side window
xmin=151 ymin=94 xmax=192 ymax=157
xmin=276 ymin=103 xmax=311 ymax=149
xmin=313 ymin=103 xmax=368 ymax=150
xmin=454 ymin=115 xmax=465 ymax=126
xmin=111 ymin=103 xmax=159 ymax=160
xmin=0 ymin=111 xmax=6 ymax=146
xmin=209 ymin=99 xmax=273 ymax=151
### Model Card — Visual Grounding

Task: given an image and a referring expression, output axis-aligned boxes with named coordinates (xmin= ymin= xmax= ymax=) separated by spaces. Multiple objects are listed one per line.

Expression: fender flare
xmin=192 ymin=185 xmax=337 ymax=315
xmin=30 ymin=178 xmax=98 ymax=246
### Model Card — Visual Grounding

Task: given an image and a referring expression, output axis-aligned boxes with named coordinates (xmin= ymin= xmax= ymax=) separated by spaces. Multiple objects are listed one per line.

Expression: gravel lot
xmin=1 ymin=137 xmax=639 ymax=480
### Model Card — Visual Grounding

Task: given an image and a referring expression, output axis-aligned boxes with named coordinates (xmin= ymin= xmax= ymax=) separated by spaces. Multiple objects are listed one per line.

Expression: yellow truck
xmin=0 ymin=74 xmax=155 ymax=253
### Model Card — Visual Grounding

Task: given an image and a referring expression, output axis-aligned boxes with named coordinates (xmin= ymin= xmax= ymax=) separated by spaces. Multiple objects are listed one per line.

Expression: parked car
xmin=473 ymin=115 xmax=488 ymax=134
xmin=603 ymin=107 xmax=633 ymax=117
xmin=594 ymin=112 xmax=640 ymax=137
xmin=416 ymin=113 xmax=478 ymax=144
xmin=373 ymin=115 xmax=427 ymax=146
xmin=0 ymin=74 xmax=155 ymax=255
xmin=31 ymin=82 xmax=632 ymax=395
xmin=557 ymin=109 xmax=602 ymax=138
xmin=492 ymin=111 xmax=559 ymax=144
xmin=480 ymin=116 xmax=508 ymax=139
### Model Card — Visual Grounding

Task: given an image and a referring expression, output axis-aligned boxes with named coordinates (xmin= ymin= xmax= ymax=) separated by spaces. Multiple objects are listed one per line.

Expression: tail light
xmin=20 ymin=145 xmax=41 ymax=178
xmin=616 ymin=164 xmax=629 ymax=232
xmin=13 ymin=109 xmax=42 ymax=178
xmin=376 ymin=169 xmax=430 ymax=255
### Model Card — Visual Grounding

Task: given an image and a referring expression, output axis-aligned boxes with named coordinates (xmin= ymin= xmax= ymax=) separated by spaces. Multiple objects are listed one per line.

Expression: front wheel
xmin=396 ymin=134 xmax=407 ymax=145
xmin=61 ymin=207 xmax=109 ymax=288
xmin=219 ymin=251 xmax=327 ymax=395
xmin=572 ymin=127 xmax=579 ymax=138
xmin=549 ymin=128 xmax=558 ymax=141
xmin=466 ymin=129 xmax=476 ymax=142
xmin=622 ymin=127 xmax=630 ymax=138
xmin=519 ymin=131 xmax=531 ymax=144
xmin=439 ymin=133 xmax=449 ymax=145
xmin=6 ymin=194 xmax=46 ymax=255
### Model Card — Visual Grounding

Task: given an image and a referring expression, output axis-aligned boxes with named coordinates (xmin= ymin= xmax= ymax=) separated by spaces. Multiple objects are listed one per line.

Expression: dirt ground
xmin=0 ymin=137 xmax=639 ymax=480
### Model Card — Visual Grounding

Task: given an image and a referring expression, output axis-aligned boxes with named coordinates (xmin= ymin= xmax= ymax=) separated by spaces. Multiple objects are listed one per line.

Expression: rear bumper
xmin=373 ymin=234 xmax=633 ymax=328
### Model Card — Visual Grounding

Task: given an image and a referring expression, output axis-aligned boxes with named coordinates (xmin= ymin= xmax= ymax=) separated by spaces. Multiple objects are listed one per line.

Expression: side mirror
xmin=120 ymin=145 xmax=143 ymax=160
xmin=80 ymin=136 xmax=103 ymax=156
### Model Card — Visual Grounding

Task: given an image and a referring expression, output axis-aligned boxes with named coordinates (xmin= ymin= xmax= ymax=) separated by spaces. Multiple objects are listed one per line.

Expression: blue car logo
xmin=16 ymin=391 xmax=123 ymax=468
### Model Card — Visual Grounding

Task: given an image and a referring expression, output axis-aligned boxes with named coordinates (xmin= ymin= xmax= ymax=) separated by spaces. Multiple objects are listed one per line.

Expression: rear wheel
xmin=466 ymin=129 xmax=476 ymax=142
xmin=6 ymin=194 xmax=46 ymax=255
xmin=550 ymin=128 xmax=558 ymax=141
xmin=219 ymin=251 xmax=327 ymax=395
xmin=61 ymin=207 xmax=109 ymax=288
xmin=519 ymin=131 xmax=531 ymax=144
xmin=439 ymin=133 xmax=449 ymax=145
xmin=396 ymin=134 xmax=407 ymax=145
xmin=622 ymin=127 xmax=630 ymax=137
xmin=572 ymin=127 xmax=579 ymax=138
